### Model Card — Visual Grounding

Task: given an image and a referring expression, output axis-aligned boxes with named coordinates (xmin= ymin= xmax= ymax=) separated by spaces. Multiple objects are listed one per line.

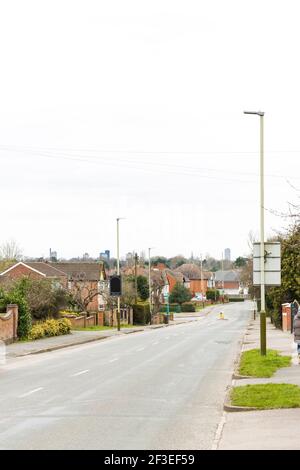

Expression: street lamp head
xmin=244 ymin=110 xmax=264 ymax=116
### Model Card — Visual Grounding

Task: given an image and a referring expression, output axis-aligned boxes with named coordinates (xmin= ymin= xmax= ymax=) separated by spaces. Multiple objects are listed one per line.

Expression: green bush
xmin=3 ymin=286 xmax=32 ymax=339
xmin=0 ymin=298 xmax=6 ymax=313
xmin=133 ymin=303 xmax=151 ymax=325
xmin=137 ymin=276 xmax=149 ymax=301
xmin=228 ymin=297 xmax=244 ymax=302
xmin=159 ymin=303 xmax=181 ymax=313
xmin=269 ymin=309 xmax=282 ymax=329
xmin=170 ymin=303 xmax=181 ymax=313
xmin=181 ymin=303 xmax=195 ymax=312
xmin=169 ymin=283 xmax=192 ymax=305
xmin=206 ymin=289 xmax=220 ymax=301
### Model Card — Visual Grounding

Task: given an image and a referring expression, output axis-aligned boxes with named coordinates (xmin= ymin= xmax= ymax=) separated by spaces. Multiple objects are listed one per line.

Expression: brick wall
xmin=282 ymin=303 xmax=291 ymax=332
xmin=189 ymin=279 xmax=208 ymax=296
xmin=61 ymin=313 xmax=97 ymax=329
xmin=0 ymin=304 xmax=18 ymax=344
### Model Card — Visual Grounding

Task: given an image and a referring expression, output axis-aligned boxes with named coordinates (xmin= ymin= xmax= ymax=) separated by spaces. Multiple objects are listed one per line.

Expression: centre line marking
xmin=152 ymin=341 xmax=159 ymax=345
xmin=109 ymin=358 xmax=119 ymax=363
xmin=136 ymin=347 xmax=145 ymax=352
xmin=19 ymin=387 xmax=43 ymax=398
xmin=71 ymin=369 xmax=89 ymax=377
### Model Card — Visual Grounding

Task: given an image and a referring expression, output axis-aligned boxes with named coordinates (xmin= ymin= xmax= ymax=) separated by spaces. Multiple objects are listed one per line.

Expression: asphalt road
xmin=0 ymin=302 xmax=251 ymax=449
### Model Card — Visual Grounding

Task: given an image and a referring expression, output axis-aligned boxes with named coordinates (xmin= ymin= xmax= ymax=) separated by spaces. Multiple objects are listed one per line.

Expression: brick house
xmin=0 ymin=261 xmax=67 ymax=284
xmin=52 ymin=262 xmax=107 ymax=312
xmin=0 ymin=261 xmax=107 ymax=312
xmin=214 ymin=270 xmax=241 ymax=296
xmin=175 ymin=264 xmax=211 ymax=297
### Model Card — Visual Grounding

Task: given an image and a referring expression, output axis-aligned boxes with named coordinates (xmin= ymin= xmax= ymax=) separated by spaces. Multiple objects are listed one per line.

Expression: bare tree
xmin=0 ymin=239 xmax=22 ymax=261
xmin=151 ymin=272 xmax=165 ymax=316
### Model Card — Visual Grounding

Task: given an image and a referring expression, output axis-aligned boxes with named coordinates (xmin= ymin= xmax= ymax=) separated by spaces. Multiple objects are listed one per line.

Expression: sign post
xmin=253 ymin=241 xmax=281 ymax=355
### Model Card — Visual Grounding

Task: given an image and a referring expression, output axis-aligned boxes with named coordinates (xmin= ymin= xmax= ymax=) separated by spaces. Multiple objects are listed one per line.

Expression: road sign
xmin=109 ymin=275 xmax=122 ymax=296
xmin=253 ymin=242 xmax=281 ymax=286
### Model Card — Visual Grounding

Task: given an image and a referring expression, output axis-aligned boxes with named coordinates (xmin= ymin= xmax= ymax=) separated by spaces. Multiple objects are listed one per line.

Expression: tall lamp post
xmin=244 ymin=110 xmax=266 ymax=355
xmin=200 ymin=254 xmax=204 ymax=308
xmin=116 ymin=217 xmax=125 ymax=331
xmin=148 ymin=247 xmax=154 ymax=321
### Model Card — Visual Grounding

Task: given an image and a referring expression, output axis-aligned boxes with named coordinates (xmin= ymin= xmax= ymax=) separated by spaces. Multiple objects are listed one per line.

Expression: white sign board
xmin=253 ymin=242 xmax=281 ymax=286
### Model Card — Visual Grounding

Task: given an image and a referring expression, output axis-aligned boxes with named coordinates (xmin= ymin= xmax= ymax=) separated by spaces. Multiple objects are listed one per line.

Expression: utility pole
xmin=148 ymin=247 xmax=154 ymax=321
xmin=244 ymin=110 xmax=266 ymax=355
xmin=134 ymin=252 xmax=138 ymax=303
xmin=116 ymin=217 xmax=125 ymax=331
xmin=200 ymin=254 xmax=204 ymax=308
xmin=221 ymin=251 xmax=224 ymax=300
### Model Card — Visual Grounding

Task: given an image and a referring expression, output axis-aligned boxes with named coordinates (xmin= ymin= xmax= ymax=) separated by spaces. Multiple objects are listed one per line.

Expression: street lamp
xmin=116 ymin=217 xmax=125 ymax=331
xmin=200 ymin=254 xmax=205 ymax=308
xmin=244 ymin=110 xmax=266 ymax=355
xmin=148 ymin=247 xmax=154 ymax=321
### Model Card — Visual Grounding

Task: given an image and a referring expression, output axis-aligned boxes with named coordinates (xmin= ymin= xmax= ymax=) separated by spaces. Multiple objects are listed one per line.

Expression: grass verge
xmin=231 ymin=383 xmax=300 ymax=409
xmin=239 ymin=349 xmax=291 ymax=378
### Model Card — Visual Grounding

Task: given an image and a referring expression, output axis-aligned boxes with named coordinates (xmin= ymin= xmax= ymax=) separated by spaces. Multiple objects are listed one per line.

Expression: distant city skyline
xmin=22 ymin=246 xmax=243 ymax=262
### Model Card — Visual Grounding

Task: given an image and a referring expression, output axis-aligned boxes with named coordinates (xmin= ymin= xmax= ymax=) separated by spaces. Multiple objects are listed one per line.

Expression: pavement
xmin=0 ymin=301 xmax=250 ymax=449
xmin=218 ymin=314 xmax=300 ymax=450
xmin=4 ymin=306 xmax=215 ymax=360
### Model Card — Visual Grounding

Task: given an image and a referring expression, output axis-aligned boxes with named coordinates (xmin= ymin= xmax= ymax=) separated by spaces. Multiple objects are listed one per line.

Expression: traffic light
xmin=109 ymin=275 xmax=122 ymax=296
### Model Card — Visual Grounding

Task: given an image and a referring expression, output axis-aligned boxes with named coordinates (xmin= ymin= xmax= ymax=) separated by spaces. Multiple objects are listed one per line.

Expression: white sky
xmin=1 ymin=0 xmax=299 ymax=261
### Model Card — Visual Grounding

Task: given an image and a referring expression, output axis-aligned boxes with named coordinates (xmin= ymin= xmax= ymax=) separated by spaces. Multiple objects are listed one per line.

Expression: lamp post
xmin=200 ymin=254 xmax=204 ymax=308
xmin=116 ymin=217 xmax=125 ymax=331
xmin=244 ymin=110 xmax=266 ymax=355
xmin=148 ymin=247 xmax=154 ymax=321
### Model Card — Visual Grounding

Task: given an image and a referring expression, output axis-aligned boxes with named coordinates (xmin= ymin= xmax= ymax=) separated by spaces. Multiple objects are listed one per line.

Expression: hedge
xmin=1 ymin=291 xmax=32 ymax=339
xmin=181 ymin=303 xmax=196 ymax=312
xmin=206 ymin=289 xmax=220 ymax=301
xmin=29 ymin=318 xmax=72 ymax=340
xmin=133 ymin=303 xmax=151 ymax=325
xmin=159 ymin=303 xmax=181 ymax=313
xmin=228 ymin=297 xmax=245 ymax=302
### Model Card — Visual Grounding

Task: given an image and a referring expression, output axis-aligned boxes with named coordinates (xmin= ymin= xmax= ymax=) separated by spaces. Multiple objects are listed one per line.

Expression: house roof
xmin=52 ymin=262 xmax=106 ymax=281
xmin=0 ymin=261 xmax=66 ymax=278
xmin=164 ymin=269 xmax=187 ymax=283
xmin=26 ymin=262 xmax=67 ymax=277
xmin=214 ymin=270 xmax=240 ymax=282
xmin=175 ymin=264 xmax=210 ymax=280
xmin=0 ymin=261 xmax=107 ymax=282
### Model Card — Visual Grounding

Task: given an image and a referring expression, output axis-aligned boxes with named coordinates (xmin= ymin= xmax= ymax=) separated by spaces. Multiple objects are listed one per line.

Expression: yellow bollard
xmin=219 ymin=312 xmax=224 ymax=320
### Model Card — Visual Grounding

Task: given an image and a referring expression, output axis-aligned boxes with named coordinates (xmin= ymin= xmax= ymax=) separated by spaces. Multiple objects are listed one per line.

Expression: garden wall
xmin=0 ymin=304 xmax=18 ymax=344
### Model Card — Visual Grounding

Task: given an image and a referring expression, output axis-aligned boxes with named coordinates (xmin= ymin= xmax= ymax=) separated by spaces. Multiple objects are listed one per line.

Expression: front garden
xmin=0 ymin=278 xmax=74 ymax=341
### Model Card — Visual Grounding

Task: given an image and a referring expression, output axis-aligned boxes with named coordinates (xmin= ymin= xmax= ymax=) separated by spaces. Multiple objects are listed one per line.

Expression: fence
xmin=62 ymin=308 xmax=133 ymax=329
xmin=104 ymin=308 xmax=133 ymax=327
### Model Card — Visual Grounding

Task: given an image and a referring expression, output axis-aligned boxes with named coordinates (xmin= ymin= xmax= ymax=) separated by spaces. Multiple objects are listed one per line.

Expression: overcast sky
xmin=1 ymin=0 xmax=299 ymax=261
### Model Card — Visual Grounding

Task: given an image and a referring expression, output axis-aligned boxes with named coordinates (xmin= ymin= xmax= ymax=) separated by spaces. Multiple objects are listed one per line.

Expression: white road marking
xmin=71 ymin=369 xmax=89 ymax=377
xmin=152 ymin=342 xmax=159 ymax=345
xmin=18 ymin=387 xmax=43 ymax=398
xmin=211 ymin=414 xmax=227 ymax=450
xmin=135 ymin=347 xmax=145 ymax=352
xmin=109 ymin=358 xmax=119 ymax=363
